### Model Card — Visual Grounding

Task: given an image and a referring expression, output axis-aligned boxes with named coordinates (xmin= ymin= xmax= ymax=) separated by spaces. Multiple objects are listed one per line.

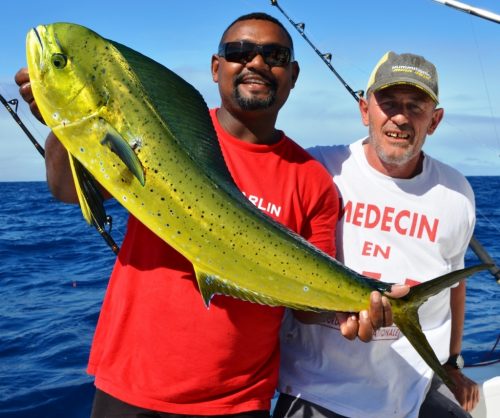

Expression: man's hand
xmin=445 ymin=366 xmax=480 ymax=411
xmin=14 ymin=67 xmax=45 ymax=124
xmin=337 ymin=285 xmax=409 ymax=342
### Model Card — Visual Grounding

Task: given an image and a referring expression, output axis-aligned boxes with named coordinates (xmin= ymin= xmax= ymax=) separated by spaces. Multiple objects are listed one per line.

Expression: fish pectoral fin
xmin=100 ymin=125 xmax=145 ymax=186
xmin=68 ymin=153 xmax=107 ymax=228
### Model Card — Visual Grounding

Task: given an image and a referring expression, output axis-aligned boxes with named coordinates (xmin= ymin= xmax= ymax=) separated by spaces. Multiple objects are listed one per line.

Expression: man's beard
xmin=233 ymin=74 xmax=277 ymax=110
xmin=369 ymin=126 xmax=421 ymax=167
xmin=374 ymin=142 xmax=415 ymax=166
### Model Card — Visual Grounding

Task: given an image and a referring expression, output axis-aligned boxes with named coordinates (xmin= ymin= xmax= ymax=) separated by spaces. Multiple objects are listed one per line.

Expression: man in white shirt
xmin=276 ymin=51 xmax=479 ymax=418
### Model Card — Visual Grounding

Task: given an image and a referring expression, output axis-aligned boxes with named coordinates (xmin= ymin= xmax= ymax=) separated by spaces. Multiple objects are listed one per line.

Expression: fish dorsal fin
xmin=68 ymin=152 xmax=107 ymax=227
xmin=109 ymin=40 xmax=334 ymax=259
xmin=110 ymin=41 xmax=236 ymax=191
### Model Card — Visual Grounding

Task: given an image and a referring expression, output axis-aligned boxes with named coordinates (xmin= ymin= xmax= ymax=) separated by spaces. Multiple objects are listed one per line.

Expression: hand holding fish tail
xmin=15 ymin=67 xmax=44 ymax=124
xmin=337 ymin=285 xmax=410 ymax=341
xmin=335 ymin=295 xmax=381 ymax=342
xmin=295 ymin=285 xmax=410 ymax=342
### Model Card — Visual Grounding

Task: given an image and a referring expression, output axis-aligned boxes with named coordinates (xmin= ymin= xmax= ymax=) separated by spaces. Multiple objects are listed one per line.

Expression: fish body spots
xmin=129 ymin=137 xmax=142 ymax=150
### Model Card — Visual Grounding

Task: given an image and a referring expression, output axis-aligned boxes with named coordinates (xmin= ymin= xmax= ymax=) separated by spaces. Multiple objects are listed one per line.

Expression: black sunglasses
xmin=218 ymin=41 xmax=293 ymax=67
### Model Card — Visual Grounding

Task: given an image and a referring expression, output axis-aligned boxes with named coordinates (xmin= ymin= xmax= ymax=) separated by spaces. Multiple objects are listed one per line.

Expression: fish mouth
xmin=25 ymin=25 xmax=87 ymax=128
xmin=32 ymin=27 xmax=44 ymax=52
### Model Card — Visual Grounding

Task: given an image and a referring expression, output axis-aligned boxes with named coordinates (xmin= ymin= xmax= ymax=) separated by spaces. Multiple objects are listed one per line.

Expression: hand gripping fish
xmin=26 ymin=22 xmax=488 ymax=389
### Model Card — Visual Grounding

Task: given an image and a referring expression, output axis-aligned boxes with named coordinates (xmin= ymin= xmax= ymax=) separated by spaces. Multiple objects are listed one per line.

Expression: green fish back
xmin=110 ymin=41 xmax=237 ymax=192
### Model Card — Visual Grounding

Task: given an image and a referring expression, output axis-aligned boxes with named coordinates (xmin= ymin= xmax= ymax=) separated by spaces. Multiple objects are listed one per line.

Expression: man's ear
xmin=211 ymin=54 xmax=219 ymax=83
xmin=359 ymin=97 xmax=370 ymax=127
xmin=290 ymin=61 xmax=300 ymax=88
xmin=427 ymin=107 xmax=444 ymax=135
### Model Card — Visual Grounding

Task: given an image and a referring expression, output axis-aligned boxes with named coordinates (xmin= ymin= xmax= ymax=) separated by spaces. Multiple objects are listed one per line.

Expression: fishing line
xmin=0 ymin=90 xmax=120 ymax=255
xmin=476 ymin=205 xmax=500 ymax=236
xmin=468 ymin=20 xmax=500 ymax=158
xmin=465 ymin=334 xmax=500 ymax=368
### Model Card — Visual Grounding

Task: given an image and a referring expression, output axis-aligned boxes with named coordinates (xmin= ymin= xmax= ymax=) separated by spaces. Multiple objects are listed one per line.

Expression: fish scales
xmin=26 ymin=22 xmax=490 ymax=389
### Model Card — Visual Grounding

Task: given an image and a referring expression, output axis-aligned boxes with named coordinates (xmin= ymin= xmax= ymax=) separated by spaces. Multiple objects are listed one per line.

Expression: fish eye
xmin=51 ymin=53 xmax=68 ymax=69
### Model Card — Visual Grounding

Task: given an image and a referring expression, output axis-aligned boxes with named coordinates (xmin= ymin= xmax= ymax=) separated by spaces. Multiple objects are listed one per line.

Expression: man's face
xmin=360 ymin=84 xmax=444 ymax=176
xmin=211 ymin=19 xmax=298 ymax=114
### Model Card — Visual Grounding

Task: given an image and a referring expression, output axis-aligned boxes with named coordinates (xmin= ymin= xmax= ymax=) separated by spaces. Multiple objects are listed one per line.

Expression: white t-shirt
xmin=279 ymin=138 xmax=475 ymax=418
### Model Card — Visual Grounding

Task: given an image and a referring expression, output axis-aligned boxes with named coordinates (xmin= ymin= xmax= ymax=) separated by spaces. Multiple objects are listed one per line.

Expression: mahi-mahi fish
xmin=26 ymin=22 xmax=488 ymax=389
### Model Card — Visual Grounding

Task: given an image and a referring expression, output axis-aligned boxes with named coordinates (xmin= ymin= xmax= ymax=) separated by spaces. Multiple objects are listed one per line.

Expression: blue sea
xmin=0 ymin=178 xmax=499 ymax=418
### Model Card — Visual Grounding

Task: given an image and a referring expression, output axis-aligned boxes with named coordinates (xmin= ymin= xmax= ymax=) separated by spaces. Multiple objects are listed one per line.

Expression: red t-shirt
xmin=87 ymin=108 xmax=338 ymax=414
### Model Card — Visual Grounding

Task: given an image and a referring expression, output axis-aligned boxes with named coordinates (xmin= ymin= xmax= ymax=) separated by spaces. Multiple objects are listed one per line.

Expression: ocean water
xmin=0 ymin=178 xmax=499 ymax=418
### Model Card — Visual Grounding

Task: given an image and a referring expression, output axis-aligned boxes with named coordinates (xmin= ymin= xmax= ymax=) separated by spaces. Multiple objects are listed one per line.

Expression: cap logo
xmin=392 ymin=65 xmax=432 ymax=81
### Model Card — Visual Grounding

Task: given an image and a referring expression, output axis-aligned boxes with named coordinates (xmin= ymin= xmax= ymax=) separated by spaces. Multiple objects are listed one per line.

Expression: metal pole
xmin=433 ymin=0 xmax=500 ymax=24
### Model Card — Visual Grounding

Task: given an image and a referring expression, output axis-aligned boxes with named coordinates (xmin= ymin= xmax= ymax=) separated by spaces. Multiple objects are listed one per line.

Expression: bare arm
xmin=446 ymin=280 xmax=479 ymax=412
xmin=44 ymin=132 xmax=79 ymax=203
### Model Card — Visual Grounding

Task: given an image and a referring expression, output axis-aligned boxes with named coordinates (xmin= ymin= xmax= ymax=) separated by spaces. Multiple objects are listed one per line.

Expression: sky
xmin=1 ymin=0 xmax=499 ymax=181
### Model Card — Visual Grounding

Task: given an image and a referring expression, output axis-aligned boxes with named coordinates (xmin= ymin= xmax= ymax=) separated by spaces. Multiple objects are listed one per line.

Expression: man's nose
xmin=246 ymin=52 xmax=270 ymax=69
xmin=387 ymin=104 xmax=411 ymax=123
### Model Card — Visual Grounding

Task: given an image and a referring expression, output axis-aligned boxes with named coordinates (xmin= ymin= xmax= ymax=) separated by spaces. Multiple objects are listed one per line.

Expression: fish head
xmin=26 ymin=23 xmax=110 ymax=131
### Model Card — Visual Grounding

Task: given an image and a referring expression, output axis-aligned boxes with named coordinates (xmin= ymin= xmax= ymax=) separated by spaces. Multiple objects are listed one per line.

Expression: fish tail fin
xmin=393 ymin=308 xmax=455 ymax=389
xmin=393 ymin=263 xmax=491 ymax=390
xmin=404 ymin=263 xmax=490 ymax=303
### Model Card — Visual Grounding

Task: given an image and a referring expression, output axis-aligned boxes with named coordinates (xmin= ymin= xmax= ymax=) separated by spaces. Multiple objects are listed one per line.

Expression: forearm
xmin=45 ymin=132 xmax=112 ymax=203
xmin=447 ymin=279 xmax=479 ymax=411
xmin=45 ymin=132 xmax=79 ymax=203
xmin=449 ymin=280 xmax=466 ymax=356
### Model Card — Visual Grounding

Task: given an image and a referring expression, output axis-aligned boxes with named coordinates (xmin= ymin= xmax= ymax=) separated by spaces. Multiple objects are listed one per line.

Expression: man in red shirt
xmin=16 ymin=12 xmax=394 ymax=418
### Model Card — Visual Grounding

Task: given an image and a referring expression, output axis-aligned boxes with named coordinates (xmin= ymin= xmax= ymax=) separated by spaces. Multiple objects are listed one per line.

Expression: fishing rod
xmin=0 ymin=92 xmax=120 ymax=255
xmin=469 ymin=236 xmax=500 ymax=284
xmin=0 ymin=93 xmax=45 ymax=157
xmin=270 ymin=0 xmax=362 ymax=102
xmin=433 ymin=0 xmax=500 ymax=24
